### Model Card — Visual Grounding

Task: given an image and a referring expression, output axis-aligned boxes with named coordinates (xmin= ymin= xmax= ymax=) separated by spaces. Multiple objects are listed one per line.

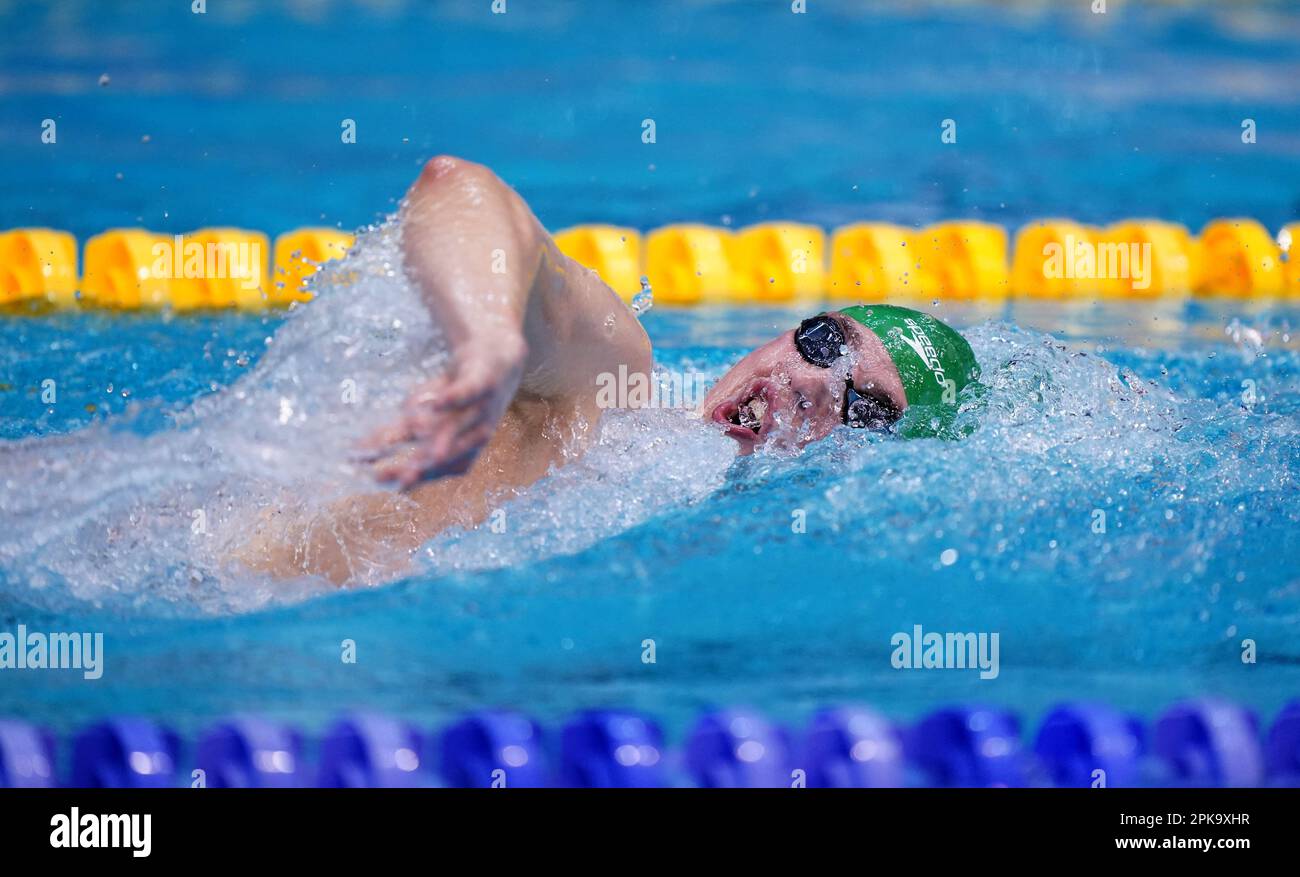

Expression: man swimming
xmin=235 ymin=156 xmax=979 ymax=584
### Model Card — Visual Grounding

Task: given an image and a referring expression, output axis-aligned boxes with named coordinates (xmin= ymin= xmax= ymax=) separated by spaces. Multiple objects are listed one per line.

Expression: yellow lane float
xmin=1280 ymin=222 xmax=1300 ymax=295
xmin=827 ymin=223 xmax=915 ymax=301
xmin=1195 ymin=218 xmax=1283 ymax=297
xmin=643 ymin=224 xmax=739 ymax=305
xmin=912 ymin=221 xmax=1009 ymax=300
xmin=0 ymin=228 xmax=78 ymax=305
xmin=271 ymin=228 xmax=355 ymax=305
xmin=731 ymin=223 xmax=825 ymax=303
xmin=166 ymin=228 xmax=269 ymax=310
xmin=553 ymin=225 xmax=641 ymax=302
xmin=1011 ymin=219 xmax=1104 ymax=298
xmin=1096 ymin=220 xmax=1196 ymax=297
xmin=81 ymin=229 xmax=173 ymax=308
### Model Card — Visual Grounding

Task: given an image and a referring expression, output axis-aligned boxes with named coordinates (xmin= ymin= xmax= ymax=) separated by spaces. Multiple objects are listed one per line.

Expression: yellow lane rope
xmin=1 ymin=219 xmax=1295 ymax=310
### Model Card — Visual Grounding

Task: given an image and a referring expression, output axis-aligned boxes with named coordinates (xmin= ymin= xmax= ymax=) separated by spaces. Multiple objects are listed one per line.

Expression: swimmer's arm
xmin=398 ymin=156 xmax=537 ymax=392
xmin=365 ymin=155 xmax=650 ymax=487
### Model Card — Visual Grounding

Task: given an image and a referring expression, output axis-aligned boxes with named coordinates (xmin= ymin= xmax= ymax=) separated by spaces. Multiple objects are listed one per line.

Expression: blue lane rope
xmin=1 ymin=698 xmax=1296 ymax=788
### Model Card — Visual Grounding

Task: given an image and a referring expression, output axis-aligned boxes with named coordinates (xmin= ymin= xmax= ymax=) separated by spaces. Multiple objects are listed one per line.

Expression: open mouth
xmin=734 ymin=396 xmax=767 ymax=431
xmin=711 ymin=381 xmax=774 ymax=443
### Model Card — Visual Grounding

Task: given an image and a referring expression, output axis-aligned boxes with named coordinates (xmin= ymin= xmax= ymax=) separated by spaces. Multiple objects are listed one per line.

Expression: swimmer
xmin=235 ymin=156 xmax=979 ymax=584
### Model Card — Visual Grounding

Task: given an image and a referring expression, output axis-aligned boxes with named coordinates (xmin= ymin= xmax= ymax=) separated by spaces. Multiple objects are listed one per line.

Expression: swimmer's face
xmin=701 ymin=312 xmax=908 ymax=454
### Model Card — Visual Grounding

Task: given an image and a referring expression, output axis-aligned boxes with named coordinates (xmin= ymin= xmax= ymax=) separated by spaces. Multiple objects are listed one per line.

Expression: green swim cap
xmin=839 ymin=305 xmax=980 ymax=407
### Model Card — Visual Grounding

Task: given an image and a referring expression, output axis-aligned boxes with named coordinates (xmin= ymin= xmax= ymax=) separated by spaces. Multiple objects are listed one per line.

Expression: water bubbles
xmin=419 ymin=406 xmax=732 ymax=576
xmin=1224 ymin=319 xmax=1263 ymax=353
xmin=0 ymin=219 xmax=456 ymax=612
xmin=631 ymin=277 xmax=653 ymax=316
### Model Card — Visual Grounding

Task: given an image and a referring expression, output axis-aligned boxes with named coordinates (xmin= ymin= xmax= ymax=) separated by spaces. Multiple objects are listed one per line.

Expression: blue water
xmin=1 ymin=1 xmax=1299 ymax=743
xmin=2 ymin=1 xmax=1299 ymax=237
xmin=3 ymin=291 xmax=1299 ymax=736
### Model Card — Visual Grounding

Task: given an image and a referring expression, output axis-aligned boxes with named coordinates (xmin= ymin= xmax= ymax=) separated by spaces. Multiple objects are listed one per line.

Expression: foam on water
xmin=0 ymin=221 xmax=446 ymax=613
xmin=418 ymin=405 xmax=734 ymax=576
xmin=812 ymin=325 xmax=1299 ymax=596
xmin=0 ymin=220 xmax=1296 ymax=621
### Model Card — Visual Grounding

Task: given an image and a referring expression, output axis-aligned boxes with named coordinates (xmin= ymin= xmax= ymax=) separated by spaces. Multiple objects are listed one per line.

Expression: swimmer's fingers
xmin=373 ymin=447 xmax=469 ymax=491
xmin=405 ymin=364 xmax=502 ymax=414
xmin=371 ymin=443 xmax=435 ymax=488
xmin=409 ymin=419 xmax=494 ymax=480
xmin=408 ymin=382 xmax=503 ymax=440
xmin=356 ymin=421 xmax=414 ymax=455
xmin=361 ymin=358 xmax=512 ymax=484
xmin=358 ymin=406 xmax=473 ymax=471
xmin=353 ymin=417 xmax=425 ymax=465
xmin=375 ymin=420 xmax=494 ymax=489
xmin=356 ymin=400 xmax=460 ymax=459
xmin=408 ymin=377 xmax=492 ymax=413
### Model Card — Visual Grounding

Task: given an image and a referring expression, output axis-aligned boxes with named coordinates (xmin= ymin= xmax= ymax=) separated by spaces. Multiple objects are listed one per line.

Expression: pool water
xmin=1 ymin=246 xmax=1298 ymax=736
xmin=1 ymin=1 xmax=1299 ymax=742
xmin=3 ymin=1 xmax=1299 ymax=238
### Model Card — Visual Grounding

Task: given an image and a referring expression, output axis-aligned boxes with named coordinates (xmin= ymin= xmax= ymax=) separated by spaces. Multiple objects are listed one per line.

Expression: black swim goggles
xmin=794 ymin=314 xmax=901 ymax=431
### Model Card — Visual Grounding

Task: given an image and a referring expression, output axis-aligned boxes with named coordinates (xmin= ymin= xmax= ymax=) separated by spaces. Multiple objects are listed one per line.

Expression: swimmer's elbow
xmin=407 ymin=155 xmax=545 ymax=262
xmin=415 ymin=154 xmax=494 ymax=190
xmin=419 ymin=154 xmax=464 ymax=181
xmin=412 ymin=155 xmax=517 ymax=213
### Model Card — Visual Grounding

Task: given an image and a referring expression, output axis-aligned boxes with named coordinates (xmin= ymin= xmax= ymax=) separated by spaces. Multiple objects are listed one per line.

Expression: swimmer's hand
xmin=359 ymin=335 xmax=526 ymax=489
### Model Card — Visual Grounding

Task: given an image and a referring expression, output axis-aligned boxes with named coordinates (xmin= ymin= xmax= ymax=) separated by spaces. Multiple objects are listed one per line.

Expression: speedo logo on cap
xmin=896 ymin=317 xmax=948 ymax=389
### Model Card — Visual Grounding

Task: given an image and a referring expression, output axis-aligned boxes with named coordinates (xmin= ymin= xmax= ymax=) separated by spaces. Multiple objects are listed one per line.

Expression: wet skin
xmin=700 ymin=314 xmax=907 ymax=454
